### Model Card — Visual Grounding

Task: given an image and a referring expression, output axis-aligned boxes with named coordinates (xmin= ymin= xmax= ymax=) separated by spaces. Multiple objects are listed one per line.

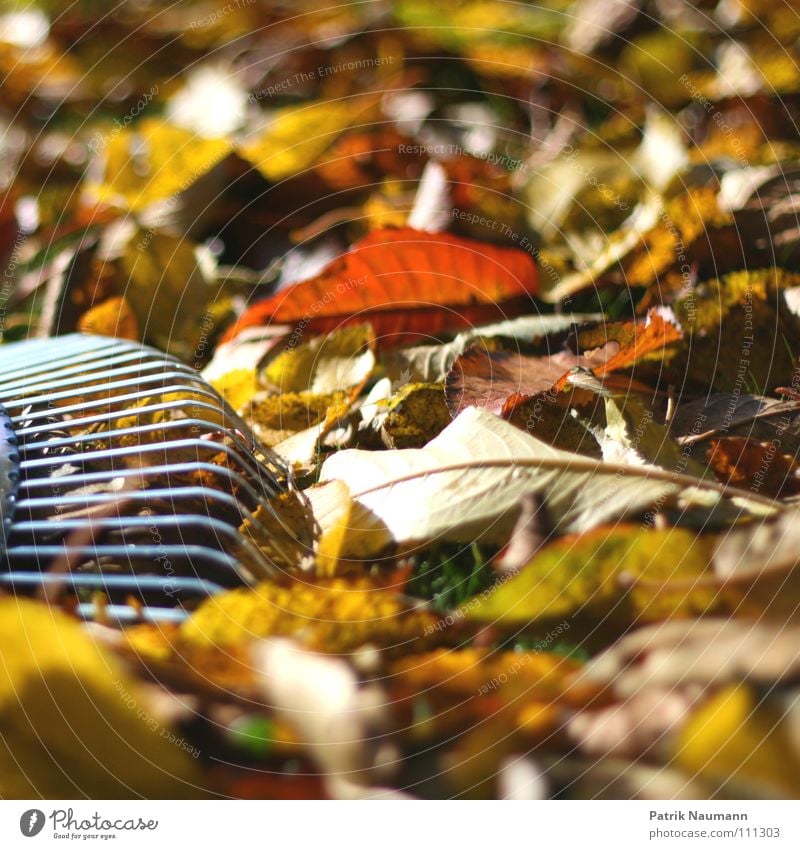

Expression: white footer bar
xmin=1 ymin=800 xmax=797 ymax=848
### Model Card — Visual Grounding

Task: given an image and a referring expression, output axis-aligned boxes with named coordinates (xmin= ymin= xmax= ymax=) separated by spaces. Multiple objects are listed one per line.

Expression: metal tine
xmin=21 ymin=435 xmax=275 ymax=500
xmin=0 ymin=356 xmax=198 ymax=399
xmin=19 ymin=461 xmax=281 ymax=513
xmin=21 ymin=437 xmax=236 ymax=468
xmin=13 ymin=396 xmax=270 ymax=473
xmin=19 ymin=416 xmax=235 ymax=452
xmin=16 ymin=485 xmax=251 ymax=511
xmin=73 ymin=605 xmax=190 ymax=623
xmin=13 ymin=397 xmax=231 ymax=435
xmin=3 ymin=372 xmax=215 ymax=412
xmin=0 ymin=333 xmax=131 ymax=365
xmin=13 ymin=400 xmax=232 ymax=440
xmin=0 ymin=339 xmax=157 ymax=387
xmin=11 ymin=395 xmax=226 ymax=430
xmin=0 ymin=340 xmax=189 ymax=385
xmin=0 ymin=331 xmax=169 ymax=365
xmin=0 ymin=572 xmax=222 ymax=595
xmin=13 ymin=393 xmax=262 ymax=459
xmin=17 ymin=484 xmax=291 ymax=568
xmin=14 ymin=485 xmax=289 ymax=576
xmin=18 ymin=420 xmax=272 ymax=490
xmin=14 ymin=513 xmax=247 ymax=535
xmin=0 ymin=334 xmax=291 ymax=613
xmin=3 ymin=544 xmax=245 ymax=576
xmin=16 ymin=402 xmax=242 ymax=443
xmin=15 ymin=487 xmax=266 ymax=532
xmin=20 ymin=440 xmax=276 ymax=501
xmin=10 ymin=514 xmax=273 ymax=570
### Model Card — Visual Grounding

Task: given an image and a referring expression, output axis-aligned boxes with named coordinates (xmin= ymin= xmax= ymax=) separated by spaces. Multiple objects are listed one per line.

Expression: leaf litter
xmin=2 ymin=0 xmax=800 ymax=801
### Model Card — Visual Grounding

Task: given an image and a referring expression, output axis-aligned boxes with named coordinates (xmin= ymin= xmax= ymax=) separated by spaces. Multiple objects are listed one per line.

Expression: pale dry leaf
xmin=252 ymin=639 xmax=408 ymax=800
xmin=577 ymin=618 xmax=800 ymax=698
xmin=319 ymin=407 xmax=775 ymax=551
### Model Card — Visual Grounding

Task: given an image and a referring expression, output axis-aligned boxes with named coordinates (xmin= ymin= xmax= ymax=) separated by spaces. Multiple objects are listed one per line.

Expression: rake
xmin=0 ymin=333 xmax=287 ymax=623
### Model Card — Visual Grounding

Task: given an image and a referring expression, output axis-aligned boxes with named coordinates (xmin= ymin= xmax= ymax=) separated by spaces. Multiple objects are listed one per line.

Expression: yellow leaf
xmin=675 ymin=685 xmax=800 ymax=798
xmin=211 ymin=366 xmax=260 ymax=411
xmin=262 ymin=323 xmax=376 ymax=394
xmin=467 ymin=525 xmax=720 ymax=628
xmin=118 ymin=230 xmax=217 ymax=360
xmin=77 ymin=295 xmax=139 ymax=340
xmin=307 ymin=479 xmax=392 ymax=574
xmin=0 ymin=598 xmax=202 ymax=798
xmin=126 ymin=579 xmax=453 ymax=690
xmin=245 ymin=389 xmax=345 ymax=447
xmin=381 ymin=382 xmax=451 ymax=448
xmin=203 ymin=331 xmax=288 ymax=411
xmin=239 ymin=95 xmax=381 ymax=182
xmin=86 ymin=119 xmax=232 ymax=211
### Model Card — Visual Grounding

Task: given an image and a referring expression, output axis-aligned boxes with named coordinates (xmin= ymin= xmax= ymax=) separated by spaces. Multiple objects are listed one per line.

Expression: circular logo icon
xmin=19 ymin=810 xmax=45 ymax=837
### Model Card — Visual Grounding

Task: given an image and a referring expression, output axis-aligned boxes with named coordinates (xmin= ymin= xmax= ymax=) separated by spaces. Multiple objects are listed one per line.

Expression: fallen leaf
xmin=86 ymin=118 xmax=232 ymax=211
xmin=600 ymin=393 xmax=705 ymax=475
xmin=319 ymin=407 xmax=772 ymax=552
xmin=252 ymin=639 xmax=407 ymax=800
xmin=261 ymin=323 xmax=376 ymax=394
xmin=670 ymin=392 xmax=800 ymax=449
xmin=0 ymin=598 xmax=202 ymax=798
xmin=568 ymin=686 xmax=698 ymax=760
xmin=706 ymin=436 xmax=800 ymax=497
xmin=244 ymin=390 xmax=346 ymax=447
xmin=221 ymin=228 xmax=539 ymax=345
xmin=493 ymin=493 xmax=551 ymax=575
xmin=675 ymin=685 xmax=800 ymax=798
xmin=239 ymin=93 xmax=382 ymax=183
xmin=466 ymin=525 xmax=720 ymax=630
xmin=383 ymin=313 xmax=602 ymax=384
xmin=126 ymin=578 xmax=456 ymax=690
xmin=445 ymin=309 xmax=682 ymax=417
xmin=670 ymin=268 xmax=800 ymax=392
xmin=77 ymin=295 xmax=139 ymax=340
xmin=446 ymin=345 xmax=593 ymax=418
xmin=576 ymin=618 xmax=800 ymax=698
xmin=117 ymin=229 xmax=220 ymax=360
xmin=380 ymin=382 xmax=452 ymax=448
xmin=202 ymin=328 xmax=289 ymax=410
xmin=306 ymin=479 xmax=392 ymax=574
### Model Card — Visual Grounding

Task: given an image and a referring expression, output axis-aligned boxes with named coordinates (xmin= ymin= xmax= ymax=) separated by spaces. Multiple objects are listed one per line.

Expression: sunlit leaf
xmin=0 ymin=598 xmax=202 ymax=798
xmin=222 ymin=228 xmax=539 ymax=345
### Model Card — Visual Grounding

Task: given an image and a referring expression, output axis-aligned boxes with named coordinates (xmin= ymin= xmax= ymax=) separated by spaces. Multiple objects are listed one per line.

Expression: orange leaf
xmin=706 ymin=436 xmax=800 ymax=497
xmin=552 ymin=308 xmax=683 ymax=391
xmin=221 ymin=228 xmax=538 ymax=345
xmin=77 ymin=296 xmax=140 ymax=340
xmin=592 ymin=309 xmax=684 ymax=377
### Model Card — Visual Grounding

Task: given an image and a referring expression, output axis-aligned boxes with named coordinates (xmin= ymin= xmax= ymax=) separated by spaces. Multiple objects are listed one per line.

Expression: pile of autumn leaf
xmin=5 ymin=0 xmax=800 ymax=799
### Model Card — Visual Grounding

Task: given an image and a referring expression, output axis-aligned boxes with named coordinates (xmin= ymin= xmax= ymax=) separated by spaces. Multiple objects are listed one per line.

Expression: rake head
xmin=0 ymin=334 xmax=287 ymax=622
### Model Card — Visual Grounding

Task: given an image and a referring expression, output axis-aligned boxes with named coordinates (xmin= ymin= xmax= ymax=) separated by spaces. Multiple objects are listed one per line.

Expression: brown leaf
xmin=445 ymin=309 xmax=681 ymax=419
xmin=670 ymin=393 xmax=800 ymax=448
xmin=706 ymin=436 xmax=800 ymax=497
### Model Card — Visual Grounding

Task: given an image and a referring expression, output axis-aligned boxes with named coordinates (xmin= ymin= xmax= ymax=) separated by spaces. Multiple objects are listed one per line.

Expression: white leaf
xmin=319 ymin=407 xmax=763 ymax=547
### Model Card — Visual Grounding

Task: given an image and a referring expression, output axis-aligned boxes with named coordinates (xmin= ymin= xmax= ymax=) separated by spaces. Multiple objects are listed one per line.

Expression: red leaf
xmin=221 ymin=228 xmax=538 ymax=345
